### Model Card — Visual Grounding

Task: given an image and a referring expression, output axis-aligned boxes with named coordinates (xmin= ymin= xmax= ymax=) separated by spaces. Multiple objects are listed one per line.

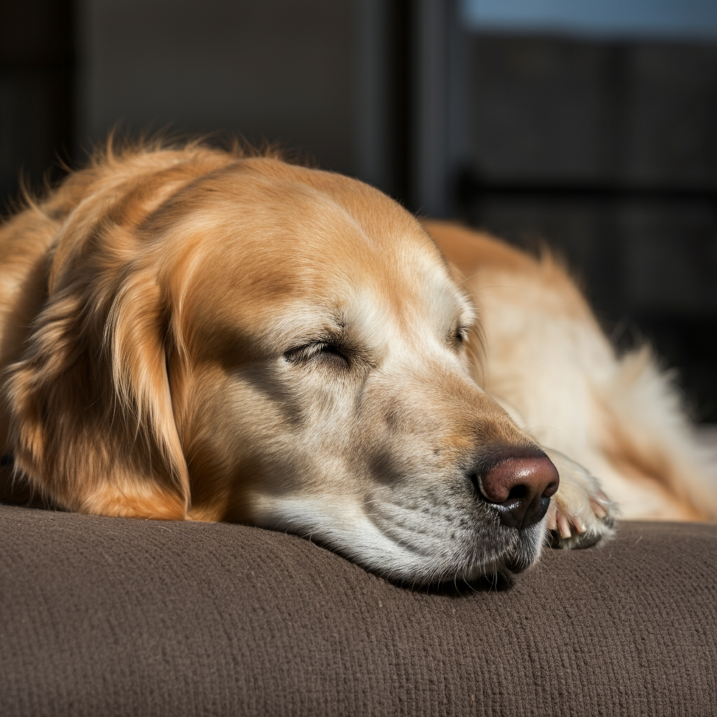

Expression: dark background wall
xmin=0 ymin=0 xmax=74 ymax=203
xmin=1 ymin=0 xmax=716 ymax=420
xmin=77 ymin=0 xmax=355 ymax=174
xmin=450 ymin=33 xmax=717 ymax=420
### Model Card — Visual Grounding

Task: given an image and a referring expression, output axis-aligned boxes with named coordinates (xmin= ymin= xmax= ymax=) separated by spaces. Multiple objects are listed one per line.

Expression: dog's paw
xmin=543 ymin=448 xmax=618 ymax=550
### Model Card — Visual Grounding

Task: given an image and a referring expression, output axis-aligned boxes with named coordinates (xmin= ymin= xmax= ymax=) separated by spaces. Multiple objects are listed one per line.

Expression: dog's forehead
xmin=182 ymin=165 xmax=467 ymax=306
xmin=167 ymin=163 xmax=474 ymax=358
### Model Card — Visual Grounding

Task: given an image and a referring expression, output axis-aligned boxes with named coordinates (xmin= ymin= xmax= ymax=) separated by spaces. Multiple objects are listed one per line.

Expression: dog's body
xmin=1 ymin=144 xmax=714 ymax=584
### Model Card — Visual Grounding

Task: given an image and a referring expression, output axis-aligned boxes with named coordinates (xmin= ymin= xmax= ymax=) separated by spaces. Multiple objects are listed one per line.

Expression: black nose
xmin=472 ymin=447 xmax=559 ymax=530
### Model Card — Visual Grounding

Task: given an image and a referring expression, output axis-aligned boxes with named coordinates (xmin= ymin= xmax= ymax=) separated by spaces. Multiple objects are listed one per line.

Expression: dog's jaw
xmin=248 ymin=487 xmax=550 ymax=586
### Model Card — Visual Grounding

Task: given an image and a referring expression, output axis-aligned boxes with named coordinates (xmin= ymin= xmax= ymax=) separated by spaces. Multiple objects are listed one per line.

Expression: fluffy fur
xmin=1 ymin=142 xmax=714 ymax=584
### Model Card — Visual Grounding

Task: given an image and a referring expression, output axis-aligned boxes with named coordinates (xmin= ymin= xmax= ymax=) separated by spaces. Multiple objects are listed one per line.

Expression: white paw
xmin=543 ymin=448 xmax=618 ymax=549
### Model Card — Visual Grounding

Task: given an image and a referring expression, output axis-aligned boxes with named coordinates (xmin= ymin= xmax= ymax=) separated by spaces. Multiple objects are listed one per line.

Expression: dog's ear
xmin=5 ymin=256 xmax=190 ymax=519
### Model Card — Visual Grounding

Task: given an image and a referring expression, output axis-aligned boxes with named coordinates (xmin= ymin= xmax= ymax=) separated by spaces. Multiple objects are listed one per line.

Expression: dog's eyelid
xmin=451 ymin=324 xmax=470 ymax=346
xmin=283 ymin=337 xmax=351 ymax=367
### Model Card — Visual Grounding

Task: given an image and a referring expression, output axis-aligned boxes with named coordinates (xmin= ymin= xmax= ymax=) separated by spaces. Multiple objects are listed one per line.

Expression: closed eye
xmin=284 ymin=341 xmax=350 ymax=368
xmin=452 ymin=326 xmax=469 ymax=347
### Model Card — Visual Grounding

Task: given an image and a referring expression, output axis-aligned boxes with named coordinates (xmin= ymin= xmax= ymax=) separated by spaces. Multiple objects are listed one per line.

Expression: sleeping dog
xmin=1 ymin=142 xmax=714 ymax=584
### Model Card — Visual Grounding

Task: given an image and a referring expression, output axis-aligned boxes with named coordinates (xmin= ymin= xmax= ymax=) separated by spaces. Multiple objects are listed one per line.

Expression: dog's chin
xmin=252 ymin=495 xmax=549 ymax=587
xmin=324 ymin=531 xmax=546 ymax=589
xmin=370 ymin=521 xmax=548 ymax=588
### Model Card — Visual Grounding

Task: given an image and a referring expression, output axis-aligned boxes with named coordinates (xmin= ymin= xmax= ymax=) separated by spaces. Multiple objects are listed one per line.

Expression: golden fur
xmin=0 ymin=142 xmax=714 ymax=583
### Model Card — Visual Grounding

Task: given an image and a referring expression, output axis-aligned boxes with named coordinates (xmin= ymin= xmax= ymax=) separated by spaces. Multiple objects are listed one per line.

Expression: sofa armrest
xmin=1 ymin=504 xmax=715 ymax=716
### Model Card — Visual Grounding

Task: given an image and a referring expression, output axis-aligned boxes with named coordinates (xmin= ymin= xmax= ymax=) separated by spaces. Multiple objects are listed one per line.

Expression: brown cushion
xmin=1 ymin=503 xmax=715 ymax=716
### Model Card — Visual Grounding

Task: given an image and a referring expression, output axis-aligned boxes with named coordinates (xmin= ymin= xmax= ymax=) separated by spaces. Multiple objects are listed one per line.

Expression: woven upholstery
xmin=1 ymin=504 xmax=715 ymax=716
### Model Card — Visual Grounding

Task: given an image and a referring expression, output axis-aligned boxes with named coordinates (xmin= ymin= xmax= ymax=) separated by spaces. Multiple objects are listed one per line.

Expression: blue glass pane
xmin=461 ymin=0 xmax=717 ymax=41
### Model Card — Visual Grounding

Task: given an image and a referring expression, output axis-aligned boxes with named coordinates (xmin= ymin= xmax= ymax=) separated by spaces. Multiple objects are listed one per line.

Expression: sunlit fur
xmin=0 ymin=142 xmax=714 ymax=585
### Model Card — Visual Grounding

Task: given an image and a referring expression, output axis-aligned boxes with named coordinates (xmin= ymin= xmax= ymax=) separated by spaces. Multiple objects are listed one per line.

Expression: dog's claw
xmin=590 ymin=497 xmax=609 ymax=520
xmin=557 ymin=512 xmax=572 ymax=539
xmin=544 ymin=449 xmax=618 ymax=550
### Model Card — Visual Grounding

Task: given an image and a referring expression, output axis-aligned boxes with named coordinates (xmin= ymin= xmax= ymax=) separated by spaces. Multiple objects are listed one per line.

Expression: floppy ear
xmin=5 ymin=259 xmax=190 ymax=519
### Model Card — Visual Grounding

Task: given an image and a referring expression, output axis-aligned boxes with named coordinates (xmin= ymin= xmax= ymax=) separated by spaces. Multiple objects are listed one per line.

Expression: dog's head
xmin=7 ymin=149 xmax=558 ymax=584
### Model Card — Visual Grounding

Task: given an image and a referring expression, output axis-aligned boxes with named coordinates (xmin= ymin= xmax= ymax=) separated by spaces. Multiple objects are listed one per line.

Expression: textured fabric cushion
xmin=1 ymin=504 xmax=715 ymax=717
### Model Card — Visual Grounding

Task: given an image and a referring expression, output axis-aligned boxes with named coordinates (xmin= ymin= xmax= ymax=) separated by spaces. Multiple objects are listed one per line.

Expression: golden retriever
xmin=1 ymin=142 xmax=715 ymax=584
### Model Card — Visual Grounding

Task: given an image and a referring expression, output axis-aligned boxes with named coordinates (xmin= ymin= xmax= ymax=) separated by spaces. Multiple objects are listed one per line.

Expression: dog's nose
xmin=476 ymin=452 xmax=559 ymax=530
